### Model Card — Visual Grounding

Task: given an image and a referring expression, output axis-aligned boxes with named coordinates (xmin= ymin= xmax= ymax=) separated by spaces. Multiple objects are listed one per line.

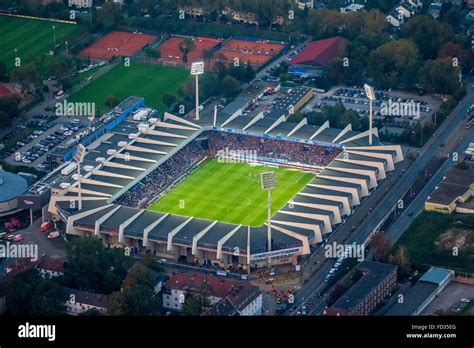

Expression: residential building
xmin=294 ymin=0 xmax=314 ymax=10
xmin=386 ymin=10 xmax=402 ymax=27
xmin=340 ymin=3 xmax=365 ymax=13
xmin=163 ymin=273 xmax=262 ymax=315
xmin=63 ymin=287 xmax=108 ymax=315
xmin=68 ymin=0 xmax=92 ymax=8
xmin=427 ymin=2 xmax=442 ymax=19
xmin=324 ymin=261 xmax=398 ymax=316
xmin=396 ymin=2 xmax=416 ymax=18
xmin=36 ymin=257 xmax=65 ymax=279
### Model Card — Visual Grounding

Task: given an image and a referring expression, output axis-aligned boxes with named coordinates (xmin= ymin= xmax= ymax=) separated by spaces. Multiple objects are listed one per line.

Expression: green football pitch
xmin=148 ymin=159 xmax=315 ymax=227
xmin=0 ymin=15 xmax=82 ymax=70
xmin=69 ymin=63 xmax=189 ymax=114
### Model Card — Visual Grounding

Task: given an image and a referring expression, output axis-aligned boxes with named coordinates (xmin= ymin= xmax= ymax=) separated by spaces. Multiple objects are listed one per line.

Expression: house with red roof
xmin=288 ymin=36 xmax=350 ymax=78
xmin=0 ymin=83 xmax=22 ymax=98
xmin=163 ymin=273 xmax=262 ymax=316
xmin=37 ymin=257 xmax=65 ymax=279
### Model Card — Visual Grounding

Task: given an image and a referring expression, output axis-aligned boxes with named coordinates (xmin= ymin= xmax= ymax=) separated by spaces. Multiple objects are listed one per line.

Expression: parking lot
xmin=303 ymin=86 xmax=441 ymax=127
xmin=421 ymin=282 xmax=474 ymax=315
xmin=1 ymin=117 xmax=88 ymax=170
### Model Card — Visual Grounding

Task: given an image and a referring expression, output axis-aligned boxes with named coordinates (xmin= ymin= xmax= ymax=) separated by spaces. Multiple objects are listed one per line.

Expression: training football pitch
xmin=69 ymin=63 xmax=189 ymax=114
xmin=148 ymin=159 xmax=315 ymax=227
xmin=0 ymin=15 xmax=82 ymax=69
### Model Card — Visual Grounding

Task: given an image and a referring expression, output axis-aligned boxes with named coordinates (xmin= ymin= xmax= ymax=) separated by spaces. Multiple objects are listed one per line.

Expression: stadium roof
xmin=289 ymin=36 xmax=350 ymax=67
xmin=0 ymin=171 xmax=28 ymax=202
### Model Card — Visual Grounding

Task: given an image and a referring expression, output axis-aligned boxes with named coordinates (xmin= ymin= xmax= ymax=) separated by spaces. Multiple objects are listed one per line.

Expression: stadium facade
xmin=27 ymin=95 xmax=403 ymax=271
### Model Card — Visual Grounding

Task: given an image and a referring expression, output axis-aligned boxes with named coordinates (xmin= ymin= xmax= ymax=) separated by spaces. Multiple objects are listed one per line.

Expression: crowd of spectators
xmin=208 ymin=131 xmax=341 ymax=167
xmin=115 ymin=141 xmax=205 ymax=208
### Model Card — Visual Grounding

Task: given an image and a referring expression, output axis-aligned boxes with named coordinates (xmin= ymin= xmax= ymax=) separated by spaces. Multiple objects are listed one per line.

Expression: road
xmin=286 ymin=81 xmax=474 ymax=315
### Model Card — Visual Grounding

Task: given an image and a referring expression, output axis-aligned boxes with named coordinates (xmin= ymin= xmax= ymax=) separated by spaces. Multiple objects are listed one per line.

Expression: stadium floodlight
xmin=261 ymin=172 xmax=276 ymax=267
xmin=74 ymin=144 xmax=86 ymax=211
xmin=364 ymin=84 xmax=375 ymax=146
xmin=191 ymin=61 xmax=205 ymax=121
xmin=190 ymin=61 xmax=205 ymax=75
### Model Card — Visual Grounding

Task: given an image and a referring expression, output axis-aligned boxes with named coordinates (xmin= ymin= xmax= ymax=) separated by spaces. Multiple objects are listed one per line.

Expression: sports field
xmin=0 ymin=15 xmax=82 ymax=69
xmin=148 ymin=159 xmax=315 ymax=226
xmin=78 ymin=31 xmax=156 ymax=60
xmin=69 ymin=62 xmax=189 ymax=113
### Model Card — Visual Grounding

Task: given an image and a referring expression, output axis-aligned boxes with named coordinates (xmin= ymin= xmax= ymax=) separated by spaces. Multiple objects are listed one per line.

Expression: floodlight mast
xmin=364 ymin=84 xmax=375 ymax=146
xmin=261 ymin=172 xmax=276 ymax=268
xmin=191 ymin=61 xmax=205 ymax=121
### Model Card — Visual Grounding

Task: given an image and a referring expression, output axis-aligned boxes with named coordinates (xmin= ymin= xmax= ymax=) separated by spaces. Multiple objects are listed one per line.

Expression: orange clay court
xmin=79 ymin=31 xmax=156 ymax=60
xmin=158 ymin=36 xmax=223 ymax=64
xmin=215 ymin=39 xmax=285 ymax=66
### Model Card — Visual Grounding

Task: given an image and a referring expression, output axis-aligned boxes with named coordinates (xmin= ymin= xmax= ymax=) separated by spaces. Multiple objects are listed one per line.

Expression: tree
xmin=48 ymin=57 xmax=76 ymax=80
xmin=10 ymin=63 xmax=41 ymax=92
xmin=105 ymin=96 xmax=119 ymax=108
xmin=31 ymin=279 xmax=66 ymax=315
xmin=0 ymin=94 xmax=21 ymax=129
xmin=438 ymin=42 xmax=471 ymax=70
xmin=367 ymin=39 xmax=419 ymax=88
xmin=0 ymin=60 xmax=8 ymax=82
xmin=369 ymin=232 xmax=392 ymax=263
xmin=181 ymin=294 xmax=203 ymax=316
xmin=97 ymin=1 xmax=123 ymax=27
xmin=202 ymin=49 xmax=214 ymax=61
xmin=6 ymin=269 xmax=66 ymax=315
xmin=179 ymin=38 xmax=196 ymax=63
xmin=107 ymin=263 xmax=161 ymax=316
xmin=222 ymin=75 xmax=240 ymax=97
xmin=122 ymin=262 xmax=156 ymax=290
xmin=418 ymin=58 xmax=460 ymax=95
xmin=401 ymin=15 xmax=454 ymax=60
xmin=60 ymin=237 xmax=132 ymax=294
xmin=145 ymin=47 xmax=160 ymax=58
xmin=162 ymin=93 xmax=177 ymax=108
xmin=181 ymin=283 xmax=210 ymax=316
xmin=390 ymin=245 xmax=411 ymax=279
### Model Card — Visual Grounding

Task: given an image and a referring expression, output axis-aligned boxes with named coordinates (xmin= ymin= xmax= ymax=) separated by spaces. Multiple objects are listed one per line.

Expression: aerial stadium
xmin=25 ymin=86 xmax=403 ymax=274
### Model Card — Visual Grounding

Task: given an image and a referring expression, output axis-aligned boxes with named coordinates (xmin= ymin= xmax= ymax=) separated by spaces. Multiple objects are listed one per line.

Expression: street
xmin=285 ymin=79 xmax=474 ymax=315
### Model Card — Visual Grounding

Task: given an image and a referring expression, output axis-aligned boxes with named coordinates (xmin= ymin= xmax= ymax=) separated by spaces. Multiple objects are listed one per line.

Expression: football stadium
xmin=25 ymin=90 xmax=404 ymax=274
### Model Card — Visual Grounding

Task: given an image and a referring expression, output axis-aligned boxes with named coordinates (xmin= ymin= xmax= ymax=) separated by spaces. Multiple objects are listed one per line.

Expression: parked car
xmin=47 ymin=231 xmax=60 ymax=239
xmin=13 ymin=234 xmax=24 ymax=242
xmin=39 ymin=222 xmax=52 ymax=232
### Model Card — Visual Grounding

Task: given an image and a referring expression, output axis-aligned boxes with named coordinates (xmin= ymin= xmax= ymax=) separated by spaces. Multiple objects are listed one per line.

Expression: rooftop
xmin=0 ymin=170 xmax=28 ymax=202
xmin=331 ymin=261 xmax=397 ymax=312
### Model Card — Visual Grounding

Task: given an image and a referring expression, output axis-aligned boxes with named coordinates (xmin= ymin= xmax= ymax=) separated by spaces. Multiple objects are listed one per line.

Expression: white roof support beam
xmin=167 ymin=217 xmax=193 ymax=251
xmin=217 ymin=225 xmax=241 ymax=259
xmin=309 ymin=121 xmax=329 ymax=140
xmin=192 ymin=221 xmax=217 ymax=255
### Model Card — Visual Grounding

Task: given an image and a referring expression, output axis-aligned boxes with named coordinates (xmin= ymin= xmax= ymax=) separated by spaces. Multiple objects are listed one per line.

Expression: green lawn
xmin=148 ymin=158 xmax=315 ymax=226
xmin=394 ymin=212 xmax=474 ymax=274
xmin=0 ymin=15 xmax=82 ymax=70
xmin=69 ymin=63 xmax=189 ymax=114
